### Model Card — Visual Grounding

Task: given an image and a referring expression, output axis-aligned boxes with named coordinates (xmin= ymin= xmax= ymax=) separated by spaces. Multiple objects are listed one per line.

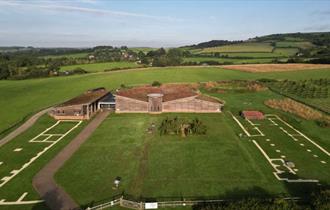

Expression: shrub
xmin=151 ymin=81 xmax=162 ymax=87
xmin=159 ymin=117 xmax=207 ymax=137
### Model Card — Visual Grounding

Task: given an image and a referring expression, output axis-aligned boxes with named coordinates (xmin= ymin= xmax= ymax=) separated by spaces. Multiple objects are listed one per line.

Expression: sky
xmin=0 ymin=0 xmax=330 ymax=47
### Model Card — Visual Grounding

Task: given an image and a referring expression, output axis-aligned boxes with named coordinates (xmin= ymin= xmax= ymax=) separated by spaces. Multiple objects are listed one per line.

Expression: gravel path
xmin=33 ymin=111 xmax=110 ymax=210
xmin=0 ymin=107 xmax=52 ymax=147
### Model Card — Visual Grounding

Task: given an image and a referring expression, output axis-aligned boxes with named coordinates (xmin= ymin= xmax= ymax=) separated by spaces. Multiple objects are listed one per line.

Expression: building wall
xmin=115 ymin=95 xmax=148 ymax=113
xmin=163 ymin=96 xmax=221 ymax=113
xmin=115 ymin=95 xmax=222 ymax=113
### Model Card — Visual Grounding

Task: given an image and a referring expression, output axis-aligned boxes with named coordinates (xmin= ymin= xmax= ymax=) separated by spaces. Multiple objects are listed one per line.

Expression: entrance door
xmin=148 ymin=96 xmax=162 ymax=112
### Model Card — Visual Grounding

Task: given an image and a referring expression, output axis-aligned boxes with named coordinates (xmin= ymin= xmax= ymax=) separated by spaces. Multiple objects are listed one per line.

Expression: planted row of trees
xmin=270 ymin=79 xmax=329 ymax=99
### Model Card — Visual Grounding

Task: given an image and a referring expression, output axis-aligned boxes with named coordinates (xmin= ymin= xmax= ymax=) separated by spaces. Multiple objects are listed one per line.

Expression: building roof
xmin=99 ymin=92 xmax=116 ymax=103
xmin=116 ymin=84 xmax=198 ymax=102
xmin=241 ymin=111 xmax=264 ymax=118
xmin=196 ymin=95 xmax=222 ymax=104
xmin=58 ymin=88 xmax=109 ymax=107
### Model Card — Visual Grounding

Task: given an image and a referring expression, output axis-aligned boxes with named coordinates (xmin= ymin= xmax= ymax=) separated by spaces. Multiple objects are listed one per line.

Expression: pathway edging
xmin=33 ymin=111 xmax=110 ymax=210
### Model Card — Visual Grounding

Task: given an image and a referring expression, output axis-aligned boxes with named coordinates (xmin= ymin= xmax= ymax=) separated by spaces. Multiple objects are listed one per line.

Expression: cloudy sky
xmin=0 ymin=0 xmax=330 ymax=47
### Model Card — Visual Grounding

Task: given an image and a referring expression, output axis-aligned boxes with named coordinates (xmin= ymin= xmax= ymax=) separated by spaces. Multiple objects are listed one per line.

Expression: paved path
xmin=0 ymin=107 xmax=52 ymax=147
xmin=33 ymin=111 xmax=110 ymax=210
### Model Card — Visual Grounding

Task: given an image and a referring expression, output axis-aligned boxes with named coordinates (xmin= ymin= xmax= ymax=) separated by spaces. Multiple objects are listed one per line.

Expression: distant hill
xmin=185 ymin=32 xmax=330 ymax=49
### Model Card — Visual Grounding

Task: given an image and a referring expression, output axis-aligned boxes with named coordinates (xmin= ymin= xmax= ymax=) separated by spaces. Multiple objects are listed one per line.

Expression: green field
xmin=275 ymin=41 xmax=314 ymax=49
xmin=272 ymin=48 xmax=299 ymax=56
xmin=55 ymin=113 xmax=284 ymax=206
xmin=198 ymin=43 xmax=274 ymax=53
xmin=60 ymin=61 xmax=140 ymax=73
xmin=0 ymin=115 xmax=86 ymax=210
xmin=54 ymin=88 xmax=330 ymax=208
xmin=184 ymin=57 xmax=275 ymax=64
xmin=1 ymin=67 xmax=330 ymax=138
xmin=0 ymin=66 xmax=329 ymax=209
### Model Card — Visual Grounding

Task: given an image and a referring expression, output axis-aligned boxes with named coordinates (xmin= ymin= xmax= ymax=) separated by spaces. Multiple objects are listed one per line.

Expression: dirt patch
xmin=222 ymin=64 xmax=330 ymax=72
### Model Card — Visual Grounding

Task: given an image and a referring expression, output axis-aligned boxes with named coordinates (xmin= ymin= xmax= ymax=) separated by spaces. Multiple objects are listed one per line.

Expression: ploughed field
xmin=1 ymin=66 xmax=330 ymax=140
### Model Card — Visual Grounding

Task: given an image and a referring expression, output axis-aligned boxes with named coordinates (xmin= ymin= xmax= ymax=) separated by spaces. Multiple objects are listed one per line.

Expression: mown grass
xmin=1 ymin=67 xmax=330 ymax=137
xmin=56 ymin=88 xmax=330 ymax=207
xmin=55 ymin=113 xmax=284 ymax=207
xmin=0 ymin=115 xmax=86 ymax=210
xmin=60 ymin=61 xmax=140 ymax=73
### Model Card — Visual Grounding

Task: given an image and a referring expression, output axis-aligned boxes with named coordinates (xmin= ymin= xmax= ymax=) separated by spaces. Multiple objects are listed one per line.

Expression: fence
xmin=85 ymin=196 xmax=226 ymax=210
xmin=85 ymin=196 xmax=301 ymax=210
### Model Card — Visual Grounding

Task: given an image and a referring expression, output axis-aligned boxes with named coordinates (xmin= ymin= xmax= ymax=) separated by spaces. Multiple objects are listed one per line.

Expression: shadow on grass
xmin=81 ymin=178 xmax=330 ymax=210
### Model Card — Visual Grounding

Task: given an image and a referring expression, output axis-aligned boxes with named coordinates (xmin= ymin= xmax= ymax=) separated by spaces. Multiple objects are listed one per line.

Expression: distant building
xmin=115 ymin=84 xmax=224 ymax=113
xmin=49 ymin=88 xmax=110 ymax=120
xmin=240 ymin=111 xmax=265 ymax=120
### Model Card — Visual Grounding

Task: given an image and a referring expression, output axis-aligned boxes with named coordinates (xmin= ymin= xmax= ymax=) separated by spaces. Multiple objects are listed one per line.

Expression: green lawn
xmin=1 ymin=67 xmax=330 ymax=138
xmin=60 ymin=61 xmax=140 ymax=73
xmin=55 ymin=113 xmax=284 ymax=207
xmin=0 ymin=115 xmax=86 ymax=210
xmin=55 ymin=89 xmax=330 ymax=208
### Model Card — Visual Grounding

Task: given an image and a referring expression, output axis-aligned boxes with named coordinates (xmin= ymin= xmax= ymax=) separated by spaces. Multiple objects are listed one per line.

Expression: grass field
xmin=0 ymin=115 xmax=86 ymax=210
xmin=60 ymin=61 xmax=140 ymax=73
xmin=183 ymin=57 xmax=275 ymax=64
xmin=1 ymin=66 xmax=330 ymax=138
xmin=55 ymin=113 xmax=284 ymax=207
xmin=199 ymin=43 xmax=274 ymax=53
xmin=222 ymin=64 xmax=330 ymax=72
xmin=55 ymin=88 xmax=330 ymax=208
xmin=275 ymin=41 xmax=314 ymax=49
xmin=272 ymin=48 xmax=299 ymax=56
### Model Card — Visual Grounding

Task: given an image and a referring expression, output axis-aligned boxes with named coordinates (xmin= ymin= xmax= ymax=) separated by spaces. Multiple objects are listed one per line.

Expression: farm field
xmin=193 ymin=48 xmax=298 ymax=59
xmin=222 ymin=64 xmax=330 ymax=72
xmin=0 ymin=115 xmax=86 ymax=210
xmin=198 ymin=42 xmax=274 ymax=53
xmin=55 ymin=113 xmax=285 ymax=207
xmin=183 ymin=57 xmax=274 ymax=64
xmin=272 ymin=48 xmax=299 ymax=56
xmin=268 ymin=79 xmax=330 ymax=114
xmin=60 ymin=61 xmax=141 ymax=73
xmin=275 ymin=41 xmax=314 ymax=49
xmin=1 ymin=66 xmax=330 ymax=139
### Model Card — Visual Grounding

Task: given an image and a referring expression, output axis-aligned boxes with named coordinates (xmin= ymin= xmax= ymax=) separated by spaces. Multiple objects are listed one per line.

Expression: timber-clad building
xmin=49 ymin=87 xmax=109 ymax=120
